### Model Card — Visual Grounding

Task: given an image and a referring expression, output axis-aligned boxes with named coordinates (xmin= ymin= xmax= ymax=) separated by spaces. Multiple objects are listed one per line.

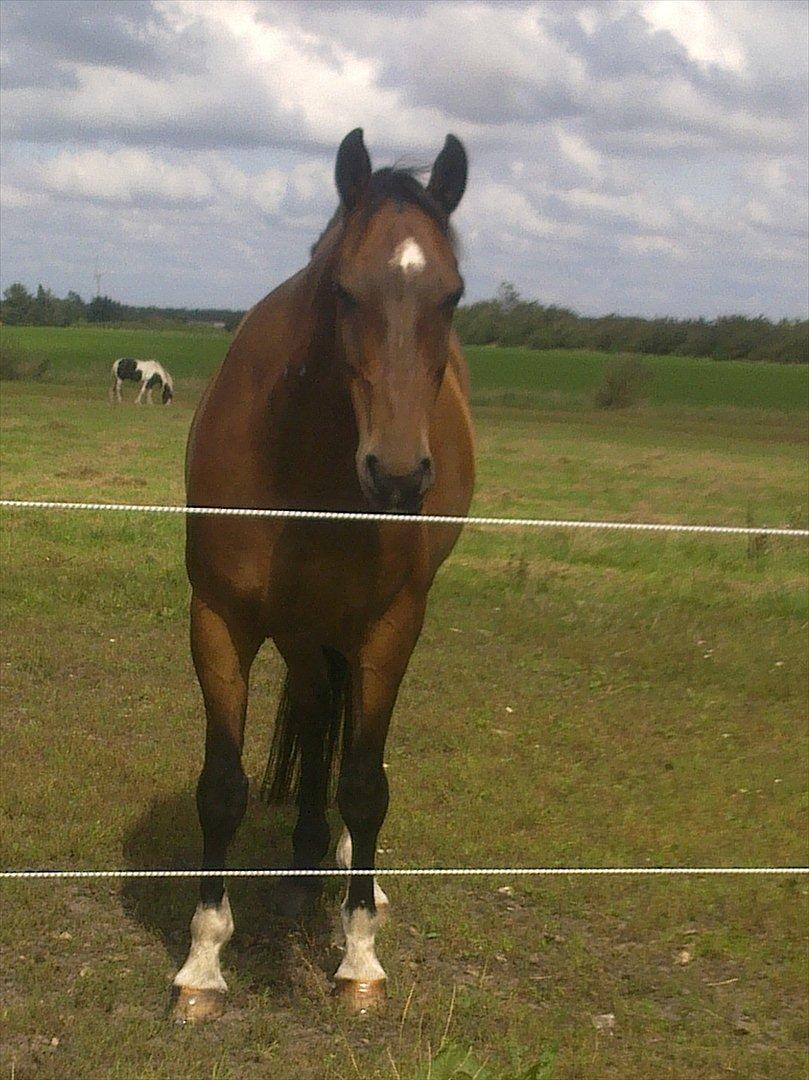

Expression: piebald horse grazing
xmin=174 ymin=129 xmax=474 ymax=1020
xmin=110 ymin=358 xmax=174 ymax=404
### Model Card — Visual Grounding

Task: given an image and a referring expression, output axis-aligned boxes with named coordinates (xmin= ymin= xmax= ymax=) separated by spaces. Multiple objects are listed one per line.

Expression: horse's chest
xmin=265 ymin=524 xmax=422 ymax=639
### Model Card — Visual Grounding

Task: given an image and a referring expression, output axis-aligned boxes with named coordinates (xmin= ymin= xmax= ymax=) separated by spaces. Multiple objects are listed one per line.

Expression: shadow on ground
xmin=120 ymin=785 xmax=346 ymax=996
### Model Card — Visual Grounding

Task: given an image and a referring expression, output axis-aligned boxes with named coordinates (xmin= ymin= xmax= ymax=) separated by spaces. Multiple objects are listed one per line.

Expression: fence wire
xmin=1 ymin=499 xmax=807 ymax=537
xmin=2 ymin=867 xmax=807 ymax=880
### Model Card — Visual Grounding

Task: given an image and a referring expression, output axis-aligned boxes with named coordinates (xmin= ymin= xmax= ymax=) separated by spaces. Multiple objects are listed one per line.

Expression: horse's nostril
xmin=362 ymin=455 xmax=432 ymax=509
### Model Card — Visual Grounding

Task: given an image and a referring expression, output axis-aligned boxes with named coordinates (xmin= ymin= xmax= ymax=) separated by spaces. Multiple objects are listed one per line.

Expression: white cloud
xmin=620 ymin=233 xmax=687 ymax=260
xmin=555 ymin=128 xmax=601 ymax=177
xmin=640 ymin=0 xmax=745 ymax=73
xmin=40 ymin=148 xmax=213 ymax=204
xmin=562 ymin=187 xmax=672 ymax=232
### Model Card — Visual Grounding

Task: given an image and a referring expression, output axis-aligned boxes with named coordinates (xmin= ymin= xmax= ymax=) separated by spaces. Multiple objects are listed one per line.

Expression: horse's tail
xmin=260 ymin=647 xmax=351 ymax=804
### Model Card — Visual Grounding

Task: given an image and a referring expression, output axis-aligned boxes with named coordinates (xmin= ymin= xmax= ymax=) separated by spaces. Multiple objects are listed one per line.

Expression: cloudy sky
xmin=1 ymin=0 xmax=807 ymax=317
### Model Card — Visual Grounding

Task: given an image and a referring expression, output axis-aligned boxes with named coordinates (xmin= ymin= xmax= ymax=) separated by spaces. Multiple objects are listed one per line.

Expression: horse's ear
xmin=427 ymin=134 xmax=467 ymax=216
xmin=335 ymin=128 xmax=372 ymax=211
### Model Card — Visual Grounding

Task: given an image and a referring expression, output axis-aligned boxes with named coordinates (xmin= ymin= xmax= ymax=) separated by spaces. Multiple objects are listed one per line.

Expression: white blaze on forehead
xmin=390 ymin=237 xmax=426 ymax=275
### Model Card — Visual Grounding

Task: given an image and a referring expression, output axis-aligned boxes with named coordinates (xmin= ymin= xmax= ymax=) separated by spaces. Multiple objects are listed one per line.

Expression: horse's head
xmin=331 ymin=129 xmax=467 ymax=513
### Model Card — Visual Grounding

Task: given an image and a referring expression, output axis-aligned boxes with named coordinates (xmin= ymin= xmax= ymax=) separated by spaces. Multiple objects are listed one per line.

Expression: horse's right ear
xmin=335 ymin=128 xmax=372 ymax=212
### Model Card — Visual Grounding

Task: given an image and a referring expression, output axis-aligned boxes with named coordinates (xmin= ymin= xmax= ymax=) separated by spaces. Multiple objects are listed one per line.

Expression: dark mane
xmin=310 ymin=166 xmax=451 ymax=258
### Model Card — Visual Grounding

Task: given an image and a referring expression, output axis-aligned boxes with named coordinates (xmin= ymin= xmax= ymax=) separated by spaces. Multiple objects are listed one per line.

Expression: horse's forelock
xmin=361 ymin=167 xmax=450 ymax=233
xmin=310 ymin=167 xmax=456 ymax=264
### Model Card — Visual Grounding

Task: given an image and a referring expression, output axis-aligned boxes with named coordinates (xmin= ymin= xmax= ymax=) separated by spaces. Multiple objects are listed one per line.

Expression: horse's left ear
xmin=427 ymin=135 xmax=467 ymax=216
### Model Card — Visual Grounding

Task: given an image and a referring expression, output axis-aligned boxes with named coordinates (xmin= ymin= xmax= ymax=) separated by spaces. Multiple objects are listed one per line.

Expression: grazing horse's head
xmin=330 ymin=129 xmax=467 ymax=513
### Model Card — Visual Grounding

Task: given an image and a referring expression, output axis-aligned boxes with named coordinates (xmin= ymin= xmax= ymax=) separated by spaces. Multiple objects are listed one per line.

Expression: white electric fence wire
xmin=1 ymin=868 xmax=806 ymax=880
xmin=1 ymin=499 xmax=807 ymax=537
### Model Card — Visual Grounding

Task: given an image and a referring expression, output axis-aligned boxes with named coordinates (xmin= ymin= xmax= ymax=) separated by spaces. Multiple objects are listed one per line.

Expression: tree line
xmin=0 ymin=283 xmax=244 ymax=332
xmin=453 ymin=283 xmax=808 ymax=364
xmin=2 ymin=280 xmax=807 ymax=363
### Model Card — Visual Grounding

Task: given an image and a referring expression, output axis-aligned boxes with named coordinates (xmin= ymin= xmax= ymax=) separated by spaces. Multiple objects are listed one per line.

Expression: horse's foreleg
xmin=136 ymin=382 xmax=146 ymax=404
xmin=335 ymin=591 xmax=425 ymax=1013
xmin=336 ymin=827 xmax=388 ymax=909
xmin=173 ymin=596 xmax=261 ymax=1023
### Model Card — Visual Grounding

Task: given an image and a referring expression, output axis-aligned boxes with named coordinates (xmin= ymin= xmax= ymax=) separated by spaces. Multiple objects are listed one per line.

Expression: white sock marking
xmin=174 ymin=893 xmax=234 ymax=993
xmin=335 ymin=903 xmax=387 ymax=983
xmin=390 ymin=237 xmax=426 ymax=275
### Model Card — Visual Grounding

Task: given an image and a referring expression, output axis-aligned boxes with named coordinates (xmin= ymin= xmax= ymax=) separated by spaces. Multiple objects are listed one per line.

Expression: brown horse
xmin=173 ymin=129 xmax=474 ymax=1019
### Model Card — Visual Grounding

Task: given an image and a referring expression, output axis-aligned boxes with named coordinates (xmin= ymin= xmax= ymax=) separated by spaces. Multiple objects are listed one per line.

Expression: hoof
xmin=277 ymin=876 xmax=322 ymax=919
xmin=171 ymin=986 xmax=226 ymax=1023
xmin=333 ymin=977 xmax=387 ymax=1015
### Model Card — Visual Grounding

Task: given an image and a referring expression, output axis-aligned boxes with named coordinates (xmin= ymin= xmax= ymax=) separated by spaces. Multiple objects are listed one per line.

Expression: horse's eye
xmin=334 ymin=283 xmax=358 ymax=309
xmin=443 ymin=286 xmax=464 ymax=309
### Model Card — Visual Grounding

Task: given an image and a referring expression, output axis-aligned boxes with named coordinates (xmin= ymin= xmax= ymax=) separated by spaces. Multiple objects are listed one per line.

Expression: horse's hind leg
xmin=335 ymin=592 xmax=425 ymax=1013
xmin=173 ymin=596 xmax=261 ymax=1023
xmin=270 ymin=645 xmax=337 ymax=917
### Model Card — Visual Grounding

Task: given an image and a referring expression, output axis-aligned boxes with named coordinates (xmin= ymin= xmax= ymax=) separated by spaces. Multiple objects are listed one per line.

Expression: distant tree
xmin=32 ymin=284 xmax=59 ymax=325
xmin=86 ymin=294 xmax=124 ymax=323
xmin=1 ymin=282 xmax=34 ymax=324
xmin=64 ymin=291 xmax=86 ymax=323
xmin=496 ymin=281 xmax=520 ymax=313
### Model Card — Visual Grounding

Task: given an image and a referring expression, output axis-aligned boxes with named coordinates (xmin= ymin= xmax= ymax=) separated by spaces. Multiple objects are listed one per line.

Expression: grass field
xmin=4 ymin=323 xmax=808 ymax=412
xmin=1 ymin=326 xmax=808 ymax=1079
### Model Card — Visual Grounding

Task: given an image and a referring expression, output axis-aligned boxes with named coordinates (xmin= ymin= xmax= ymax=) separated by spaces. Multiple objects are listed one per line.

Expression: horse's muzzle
xmin=362 ymin=455 xmax=434 ymax=514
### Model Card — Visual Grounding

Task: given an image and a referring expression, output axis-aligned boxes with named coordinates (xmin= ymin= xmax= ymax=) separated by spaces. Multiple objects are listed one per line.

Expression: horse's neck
xmin=228 ymin=252 xmax=334 ymax=382
xmin=240 ymin=252 xmax=350 ymax=430
xmin=310 ymin=208 xmax=344 ymax=262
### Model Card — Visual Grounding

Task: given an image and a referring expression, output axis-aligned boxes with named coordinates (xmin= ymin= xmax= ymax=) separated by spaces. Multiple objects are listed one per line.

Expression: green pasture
xmin=0 ymin=327 xmax=807 ymax=1078
xmin=4 ymin=324 xmax=808 ymax=412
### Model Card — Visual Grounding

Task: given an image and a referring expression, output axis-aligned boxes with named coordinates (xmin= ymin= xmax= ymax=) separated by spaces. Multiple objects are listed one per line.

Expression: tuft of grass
xmin=412 ymin=1041 xmax=558 ymax=1079
xmin=0 ymin=340 xmax=50 ymax=381
xmin=594 ymin=355 xmax=651 ymax=409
